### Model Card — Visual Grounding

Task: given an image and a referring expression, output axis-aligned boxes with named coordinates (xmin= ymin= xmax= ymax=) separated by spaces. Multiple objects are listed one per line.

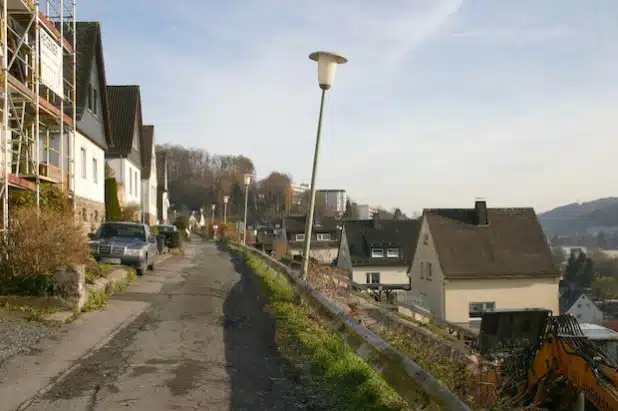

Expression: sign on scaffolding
xmin=39 ymin=28 xmax=64 ymax=99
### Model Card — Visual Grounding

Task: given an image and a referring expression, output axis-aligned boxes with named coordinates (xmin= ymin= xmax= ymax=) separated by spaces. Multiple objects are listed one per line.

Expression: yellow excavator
xmin=477 ymin=308 xmax=618 ymax=410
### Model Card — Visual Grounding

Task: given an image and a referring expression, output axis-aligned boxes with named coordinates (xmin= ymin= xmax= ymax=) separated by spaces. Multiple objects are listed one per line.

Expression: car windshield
xmin=98 ymin=224 xmax=146 ymax=241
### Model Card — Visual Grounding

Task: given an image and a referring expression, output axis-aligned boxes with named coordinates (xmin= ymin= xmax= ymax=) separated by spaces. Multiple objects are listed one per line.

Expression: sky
xmin=79 ymin=0 xmax=618 ymax=215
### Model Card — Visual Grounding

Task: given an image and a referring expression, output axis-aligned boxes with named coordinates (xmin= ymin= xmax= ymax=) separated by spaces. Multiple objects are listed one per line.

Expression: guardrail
xmin=230 ymin=242 xmax=472 ymax=411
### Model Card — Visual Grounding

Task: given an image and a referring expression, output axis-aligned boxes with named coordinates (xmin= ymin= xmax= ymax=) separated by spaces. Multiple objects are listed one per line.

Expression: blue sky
xmin=79 ymin=0 xmax=618 ymax=214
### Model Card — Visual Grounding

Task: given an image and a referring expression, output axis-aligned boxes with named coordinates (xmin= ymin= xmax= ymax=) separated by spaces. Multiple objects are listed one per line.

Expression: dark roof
xmin=141 ymin=125 xmax=154 ymax=178
xmin=559 ymin=290 xmax=598 ymax=313
xmin=283 ymin=215 xmax=339 ymax=234
xmin=106 ymin=85 xmax=142 ymax=156
xmin=342 ymin=219 xmax=421 ymax=266
xmin=425 ymin=207 xmax=559 ymax=279
xmin=73 ymin=22 xmax=112 ymax=149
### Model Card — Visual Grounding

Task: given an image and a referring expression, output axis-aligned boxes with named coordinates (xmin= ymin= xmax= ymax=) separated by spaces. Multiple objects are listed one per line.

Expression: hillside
xmin=539 ymin=197 xmax=618 ymax=235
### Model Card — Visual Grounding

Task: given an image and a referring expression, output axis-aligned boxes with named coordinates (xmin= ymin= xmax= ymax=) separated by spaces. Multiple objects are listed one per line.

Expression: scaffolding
xmin=0 ymin=0 xmax=76 ymax=232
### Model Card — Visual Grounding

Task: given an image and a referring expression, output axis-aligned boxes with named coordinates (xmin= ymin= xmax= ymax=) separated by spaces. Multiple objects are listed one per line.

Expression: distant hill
xmin=539 ymin=197 xmax=618 ymax=236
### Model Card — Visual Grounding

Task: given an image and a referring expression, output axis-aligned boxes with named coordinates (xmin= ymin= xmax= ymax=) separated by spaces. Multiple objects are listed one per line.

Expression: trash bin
xmin=156 ymin=234 xmax=166 ymax=254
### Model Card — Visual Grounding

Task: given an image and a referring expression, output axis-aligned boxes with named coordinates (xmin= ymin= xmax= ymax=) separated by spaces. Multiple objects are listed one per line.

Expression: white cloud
xmin=91 ymin=0 xmax=618 ymax=215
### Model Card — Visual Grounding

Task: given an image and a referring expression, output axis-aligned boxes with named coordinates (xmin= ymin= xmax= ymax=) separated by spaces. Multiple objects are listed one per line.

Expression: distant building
xmin=316 ymin=189 xmax=347 ymax=216
xmin=356 ymin=204 xmax=378 ymax=220
xmin=290 ymin=183 xmax=309 ymax=205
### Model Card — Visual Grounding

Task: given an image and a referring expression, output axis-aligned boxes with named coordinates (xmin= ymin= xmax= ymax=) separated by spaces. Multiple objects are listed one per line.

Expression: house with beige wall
xmin=281 ymin=215 xmax=340 ymax=264
xmin=337 ymin=215 xmax=420 ymax=299
xmin=408 ymin=200 xmax=561 ymax=326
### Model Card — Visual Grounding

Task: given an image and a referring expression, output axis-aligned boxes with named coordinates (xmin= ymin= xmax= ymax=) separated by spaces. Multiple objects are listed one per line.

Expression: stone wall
xmin=76 ymin=196 xmax=105 ymax=233
xmin=54 ymin=264 xmax=87 ymax=311
xmin=289 ymin=247 xmax=338 ymax=264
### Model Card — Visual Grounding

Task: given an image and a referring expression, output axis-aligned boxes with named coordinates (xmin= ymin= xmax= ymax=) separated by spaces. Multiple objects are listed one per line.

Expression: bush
xmin=105 ymin=178 xmax=122 ymax=221
xmin=166 ymin=231 xmax=184 ymax=248
xmin=120 ymin=203 xmax=140 ymax=223
xmin=0 ymin=207 xmax=90 ymax=296
xmin=10 ymin=183 xmax=71 ymax=213
xmin=173 ymin=216 xmax=188 ymax=231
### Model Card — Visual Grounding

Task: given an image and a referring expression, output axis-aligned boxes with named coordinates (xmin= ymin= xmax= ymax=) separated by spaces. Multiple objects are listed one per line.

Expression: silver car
xmin=89 ymin=222 xmax=158 ymax=276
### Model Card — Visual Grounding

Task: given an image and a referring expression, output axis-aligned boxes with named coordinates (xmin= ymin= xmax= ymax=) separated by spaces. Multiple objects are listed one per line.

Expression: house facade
xmin=408 ymin=200 xmax=561 ymax=326
xmin=156 ymin=149 xmax=169 ymax=223
xmin=337 ymin=215 xmax=419 ymax=293
xmin=560 ymin=292 xmax=604 ymax=324
xmin=72 ymin=22 xmax=112 ymax=232
xmin=281 ymin=215 xmax=340 ymax=263
xmin=140 ymin=125 xmax=157 ymax=225
xmin=105 ymin=85 xmax=144 ymax=215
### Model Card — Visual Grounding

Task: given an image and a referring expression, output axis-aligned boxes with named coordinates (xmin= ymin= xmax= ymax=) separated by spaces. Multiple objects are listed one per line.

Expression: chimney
xmin=475 ymin=199 xmax=488 ymax=226
xmin=373 ymin=211 xmax=381 ymax=229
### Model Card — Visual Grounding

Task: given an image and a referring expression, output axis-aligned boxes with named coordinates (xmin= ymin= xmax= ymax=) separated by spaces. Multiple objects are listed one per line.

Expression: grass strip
xmin=234 ymin=246 xmax=411 ymax=411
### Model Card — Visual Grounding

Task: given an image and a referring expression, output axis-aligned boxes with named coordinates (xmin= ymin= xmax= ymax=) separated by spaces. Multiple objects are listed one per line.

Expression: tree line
xmin=554 ymin=247 xmax=618 ymax=301
xmin=159 ymin=143 xmax=411 ymax=222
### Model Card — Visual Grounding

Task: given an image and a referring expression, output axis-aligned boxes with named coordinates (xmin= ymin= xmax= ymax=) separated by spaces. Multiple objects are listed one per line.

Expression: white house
xmin=106 ymin=85 xmax=144 ymax=216
xmin=140 ymin=125 xmax=158 ymax=225
xmin=69 ymin=22 xmax=112 ymax=232
xmin=155 ymin=149 xmax=170 ymax=223
xmin=560 ymin=291 xmax=604 ymax=325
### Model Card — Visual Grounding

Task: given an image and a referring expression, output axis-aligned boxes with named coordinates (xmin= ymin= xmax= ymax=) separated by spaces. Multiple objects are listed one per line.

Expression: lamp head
xmin=243 ymin=173 xmax=252 ymax=186
xmin=223 ymin=195 xmax=229 ymax=204
xmin=309 ymin=51 xmax=347 ymax=90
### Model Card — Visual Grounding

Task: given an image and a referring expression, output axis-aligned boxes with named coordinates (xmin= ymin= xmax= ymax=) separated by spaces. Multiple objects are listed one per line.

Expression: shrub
xmin=10 ymin=183 xmax=71 ymax=213
xmin=0 ymin=207 xmax=90 ymax=296
xmin=173 ymin=216 xmax=188 ymax=231
xmin=104 ymin=178 xmax=122 ymax=221
xmin=120 ymin=203 xmax=140 ymax=223
xmin=166 ymin=231 xmax=184 ymax=248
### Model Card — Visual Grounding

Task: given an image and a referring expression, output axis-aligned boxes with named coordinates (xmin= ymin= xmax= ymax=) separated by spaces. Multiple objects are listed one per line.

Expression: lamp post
xmin=211 ymin=203 xmax=215 ymax=225
xmin=300 ymin=51 xmax=347 ymax=281
xmin=243 ymin=173 xmax=251 ymax=245
xmin=223 ymin=195 xmax=229 ymax=225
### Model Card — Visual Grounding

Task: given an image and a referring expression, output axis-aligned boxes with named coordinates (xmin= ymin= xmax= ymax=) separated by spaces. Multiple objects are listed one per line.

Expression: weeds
xmin=81 ymin=291 xmax=108 ymax=312
xmin=233 ymin=246 xmax=411 ymax=411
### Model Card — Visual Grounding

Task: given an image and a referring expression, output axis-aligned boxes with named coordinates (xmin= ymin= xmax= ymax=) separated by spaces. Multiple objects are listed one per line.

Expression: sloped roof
xmin=73 ymin=22 xmax=112 ymax=149
xmin=342 ymin=218 xmax=420 ymax=267
xmin=283 ymin=215 xmax=339 ymax=234
xmin=106 ymin=85 xmax=142 ymax=156
xmin=425 ymin=207 xmax=559 ymax=279
xmin=141 ymin=125 xmax=154 ymax=178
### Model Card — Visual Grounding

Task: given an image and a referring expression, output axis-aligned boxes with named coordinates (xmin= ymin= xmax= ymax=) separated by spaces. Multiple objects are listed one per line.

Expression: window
xmin=577 ymin=303 xmax=582 ymax=308
xmin=420 ymin=262 xmax=424 ymax=279
xmin=317 ymin=233 xmax=331 ymax=241
xmin=92 ymin=158 xmax=98 ymax=184
xmin=129 ymin=168 xmax=133 ymax=194
xmin=87 ymin=85 xmax=92 ymax=110
xmin=295 ymin=234 xmax=305 ymax=242
xmin=366 ymin=272 xmax=380 ymax=284
xmin=371 ymin=248 xmax=384 ymax=258
xmin=469 ymin=302 xmax=495 ymax=318
xmin=426 ymin=262 xmax=433 ymax=280
xmin=80 ymin=148 xmax=86 ymax=178
xmin=423 ymin=233 xmax=429 ymax=245
xmin=134 ymin=172 xmax=138 ymax=196
xmin=92 ymin=89 xmax=98 ymax=115
xmin=386 ymin=248 xmax=399 ymax=258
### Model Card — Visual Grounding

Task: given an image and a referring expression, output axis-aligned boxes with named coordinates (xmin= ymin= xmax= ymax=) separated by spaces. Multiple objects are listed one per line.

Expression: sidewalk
xmin=0 ymin=252 xmax=181 ymax=411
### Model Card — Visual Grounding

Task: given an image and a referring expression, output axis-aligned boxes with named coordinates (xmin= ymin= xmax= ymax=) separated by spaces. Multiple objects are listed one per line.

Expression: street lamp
xmin=243 ymin=173 xmax=251 ymax=245
xmin=211 ymin=203 xmax=216 ymax=225
xmin=223 ymin=195 xmax=229 ymax=225
xmin=301 ymin=51 xmax=347 ymax=281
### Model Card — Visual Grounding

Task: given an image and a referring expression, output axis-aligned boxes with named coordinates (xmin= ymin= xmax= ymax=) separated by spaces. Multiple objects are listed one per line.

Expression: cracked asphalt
xmin=20 ymin=241 xmax=321 ymax=410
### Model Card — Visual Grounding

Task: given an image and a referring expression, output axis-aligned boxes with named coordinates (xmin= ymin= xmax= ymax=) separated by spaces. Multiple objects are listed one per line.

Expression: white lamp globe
xmin=309 ymin=51 xmax=347 ymax=90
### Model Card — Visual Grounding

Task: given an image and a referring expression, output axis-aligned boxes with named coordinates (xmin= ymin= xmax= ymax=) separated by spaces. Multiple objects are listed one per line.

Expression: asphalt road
xmin=22 ymin=241 xmax=320 ymax=411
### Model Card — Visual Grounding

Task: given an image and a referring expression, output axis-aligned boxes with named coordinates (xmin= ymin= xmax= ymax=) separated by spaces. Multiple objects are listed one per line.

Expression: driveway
xmin=2 ymin=240 xmax=318 ymax=410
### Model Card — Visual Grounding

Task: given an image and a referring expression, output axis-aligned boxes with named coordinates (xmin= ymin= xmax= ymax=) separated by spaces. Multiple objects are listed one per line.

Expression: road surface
xmin=17 ymin=241 xmax=320 ymax=410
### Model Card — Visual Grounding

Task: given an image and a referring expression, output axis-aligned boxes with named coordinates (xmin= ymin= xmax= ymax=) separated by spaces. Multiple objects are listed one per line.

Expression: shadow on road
xmin=222 ymin=249 xmax=322 ymax=410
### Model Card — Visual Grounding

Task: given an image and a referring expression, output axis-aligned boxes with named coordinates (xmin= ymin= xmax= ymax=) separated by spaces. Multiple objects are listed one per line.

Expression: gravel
xmin=0 ymin=318 xmax=52 ymax=365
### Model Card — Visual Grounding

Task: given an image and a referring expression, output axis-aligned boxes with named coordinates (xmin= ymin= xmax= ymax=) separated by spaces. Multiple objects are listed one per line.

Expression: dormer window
xmin=295 ymin=234 xmax=305 ymax=242
xmin=371 ymin=248 xmax=384 ymax=258
xmin=317 ymin=233 xmax=331 ymax=241
xmin=386 ymin=248 xmax=399 ymax=258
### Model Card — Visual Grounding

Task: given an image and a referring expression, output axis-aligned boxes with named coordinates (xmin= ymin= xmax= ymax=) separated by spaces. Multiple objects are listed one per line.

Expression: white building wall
xmin=106 ymin=158 xmax=140 ymax=205
xmin=74 ymin=131 xmax=105 ymax=203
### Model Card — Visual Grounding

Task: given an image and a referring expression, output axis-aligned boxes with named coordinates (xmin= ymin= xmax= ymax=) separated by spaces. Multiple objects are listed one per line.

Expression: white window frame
xmin=386 ymin=248 xmax=399 ymax=258
xmin=80 ymin=147 xmax=87 ymax=179
xmin=366 ymin=272 xmax=380 ymax=284
xmin=317 ymin=233 xmax=331 ymax=241
xmin=469 ymin=301 xmax=495 ymax=319
xmin=426 ymin=262 xmax=433 ymax=280
xmin=129 ymin=168 xmax=133 ymax=195
xmin=371 ymin=248 xmax=384 ymax=258
xmin=92 ymin=158 xmax=98 ymax=184
xmin=423 ymin=233 xmax=429 ymax=245
xmin=295 ymin=234 xmax=305 ymax=242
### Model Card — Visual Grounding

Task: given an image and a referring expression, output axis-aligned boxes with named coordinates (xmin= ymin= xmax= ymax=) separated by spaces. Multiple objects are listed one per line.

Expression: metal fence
xmin=233 ymin=242 xmax=473 ymax=411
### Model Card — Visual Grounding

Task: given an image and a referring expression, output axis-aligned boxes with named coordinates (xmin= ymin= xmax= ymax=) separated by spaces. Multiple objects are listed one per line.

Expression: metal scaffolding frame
xmin=0 ymin=0 xmax=76 ymax=232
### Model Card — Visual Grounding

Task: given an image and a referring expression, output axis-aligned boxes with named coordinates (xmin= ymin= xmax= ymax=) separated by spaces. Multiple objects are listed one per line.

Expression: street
xmin=2 ymin=241 xmax=318 ymax=410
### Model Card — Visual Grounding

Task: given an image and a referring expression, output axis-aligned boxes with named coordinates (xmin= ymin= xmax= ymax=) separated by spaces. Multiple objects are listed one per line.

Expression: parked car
xmin=156 ymin=224 xmax=177 ymax=233
xmin=89 ymin=222 xmax=158 ymax=276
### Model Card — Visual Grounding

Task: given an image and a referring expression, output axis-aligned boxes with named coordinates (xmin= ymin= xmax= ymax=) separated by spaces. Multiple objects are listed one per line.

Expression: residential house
xmin=72 ymin=22 xmax=112 ymax=231
xmin=336 ymin=214 xmax=420 ymax=295
xmin=559 ymin=291 xmax=604 ymax=324
xmin=281 ymin=215 xmax=340 ymax=263
xmin=105 ymin=85 xmax=144 ymax=216
xmin=140 ymin=125 xmax=158 ymax=225
xmin=155 ymin=149 xmax=169 ymax=223
xmin=408 ymin=200 xmax=561 ymax=326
